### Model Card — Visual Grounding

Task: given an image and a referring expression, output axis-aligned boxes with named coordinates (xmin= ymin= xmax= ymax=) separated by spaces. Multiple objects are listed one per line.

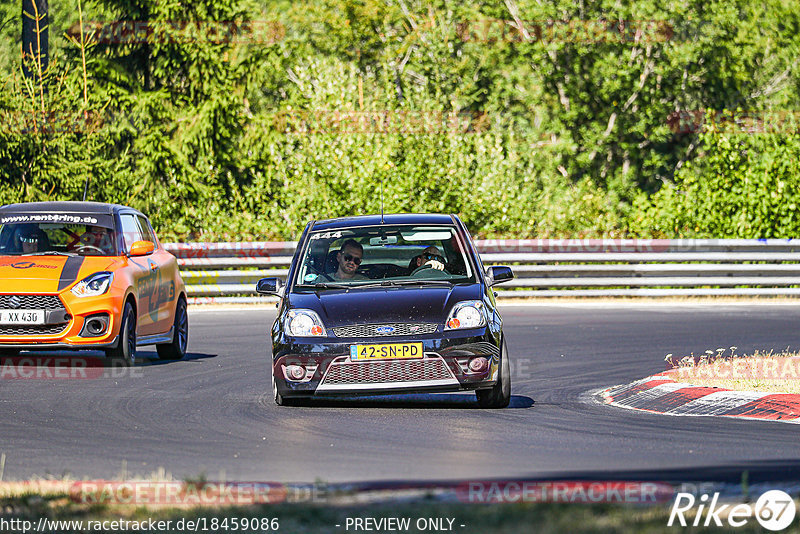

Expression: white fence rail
xmin=163 ymin=239 xmax=800 ymax=301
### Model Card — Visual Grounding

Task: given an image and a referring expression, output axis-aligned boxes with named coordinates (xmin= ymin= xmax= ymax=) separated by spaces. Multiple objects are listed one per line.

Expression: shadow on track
xmin=282 ymin=393 xmax=534 ymax=409
xmin=138 ymin=352 xmax=217 ymax=365
xmin=1 ymin=350 xmax=217 ymax=367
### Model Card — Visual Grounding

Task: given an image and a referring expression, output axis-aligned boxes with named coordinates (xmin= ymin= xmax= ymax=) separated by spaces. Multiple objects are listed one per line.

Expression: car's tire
xmin=105 ymin=302 xmax=136 ymax=366
xmin=157 ymin=297 xmax=188 ymax=361
xmin=476 ymin=340 xmax=511 ymax=409
xmin=272 ymin=370 xmax=309 ymax=406
xmin=273 ymin=376 xmax=286 ymax=406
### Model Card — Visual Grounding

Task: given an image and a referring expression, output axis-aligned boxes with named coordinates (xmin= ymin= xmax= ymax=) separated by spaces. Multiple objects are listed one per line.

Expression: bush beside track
xmin=2 ymin=1 xmax=800 ymax=243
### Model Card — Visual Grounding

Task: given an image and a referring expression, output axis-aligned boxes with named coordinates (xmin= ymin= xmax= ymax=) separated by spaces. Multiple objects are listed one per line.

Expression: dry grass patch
xmin=666 ymin=347 xmax=800 ymax=394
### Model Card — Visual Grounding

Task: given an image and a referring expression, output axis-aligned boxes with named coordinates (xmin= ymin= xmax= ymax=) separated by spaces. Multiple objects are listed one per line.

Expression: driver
xmin=409 ymin=245 xmax=447 ymax=274
xmin=19 ymin=227 xmax=44 ymax=254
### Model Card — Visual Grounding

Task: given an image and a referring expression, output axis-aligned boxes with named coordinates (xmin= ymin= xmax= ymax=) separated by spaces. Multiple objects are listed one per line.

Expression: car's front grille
xmin=446 ymin=342 xmax=501 ymax=358
xmin=0 ymin=324 xmax=68 ymax=336
xmin=0 ymin=295 xmax=69 ymax=336
xmin=0 ymin=294 xmax=63 ymax=311
xmin=322 ymin=358 xmax=453 ymax=385
xmin=332 ymin=323 xmax=438 ymax=338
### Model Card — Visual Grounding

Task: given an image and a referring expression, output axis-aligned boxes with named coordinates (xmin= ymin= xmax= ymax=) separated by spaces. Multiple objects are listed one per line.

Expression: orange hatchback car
xmin=0 ymin=202 xmax=188 ymax=365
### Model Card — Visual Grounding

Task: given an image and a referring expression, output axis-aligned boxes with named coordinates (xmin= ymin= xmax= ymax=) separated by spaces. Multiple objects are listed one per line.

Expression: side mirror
xmin=129 ymin=240 xmax=155 ymax=256
xmin=256 ymin=277 xmax=284 ymax=297
xmin=486 ymin=265 xmax=514 ymax=286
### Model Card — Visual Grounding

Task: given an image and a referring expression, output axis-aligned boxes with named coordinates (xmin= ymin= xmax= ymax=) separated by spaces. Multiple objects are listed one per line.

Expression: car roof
xmin=311 ymin=213 xmax=457 ymax=231
xmin=0 ymin=201 xmax=142 ymax=216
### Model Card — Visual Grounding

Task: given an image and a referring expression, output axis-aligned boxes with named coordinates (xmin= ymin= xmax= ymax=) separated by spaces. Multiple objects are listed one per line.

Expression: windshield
xmin=0 ymin=216 xmax=118 ymax=257
xmin=294 ymin=225 xmax=475 ymax=288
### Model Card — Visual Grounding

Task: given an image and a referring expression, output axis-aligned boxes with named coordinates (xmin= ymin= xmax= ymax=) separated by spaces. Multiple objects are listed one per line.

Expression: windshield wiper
xmin=368 ymin=279 xmax=453 ymax=287
xmin=27 ymin=251 xmax=79 ymax=257
xmin=298 ymin=280 xmax=454 ymax=291
xmin=296 ymin=282 xmax=352 ymax=290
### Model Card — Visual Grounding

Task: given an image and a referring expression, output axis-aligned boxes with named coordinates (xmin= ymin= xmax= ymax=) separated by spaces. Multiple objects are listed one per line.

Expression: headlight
xmin=445 ymin=300 xmax=487 ymax=330
xmin=286 ymin=309 xmax=327 ymax=337
xmin=71 ymin=272 xmax=114 ymax=297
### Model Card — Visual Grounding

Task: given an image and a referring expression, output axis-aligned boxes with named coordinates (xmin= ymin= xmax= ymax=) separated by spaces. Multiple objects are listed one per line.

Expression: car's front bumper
xmin=0 ymin=291 xmax=123 ymax=350
xmin=271 ymin=328 xmax=502 ymax=399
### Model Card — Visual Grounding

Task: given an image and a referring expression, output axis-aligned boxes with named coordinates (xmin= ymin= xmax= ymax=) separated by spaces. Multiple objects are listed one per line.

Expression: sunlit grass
xmin=0 ymin=489 xmax=784 ymax=533
xmin=665 ymin=347 xmax=800 ymax=394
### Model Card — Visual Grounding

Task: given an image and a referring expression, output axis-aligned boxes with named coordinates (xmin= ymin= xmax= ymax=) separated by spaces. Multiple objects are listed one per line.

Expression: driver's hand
xmin=425 ymin=260 xmax=445 ymax=271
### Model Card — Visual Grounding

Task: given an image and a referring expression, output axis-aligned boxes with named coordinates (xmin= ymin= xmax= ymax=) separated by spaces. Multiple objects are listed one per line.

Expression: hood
xmin=0 ymin=255 xmax=121 ymax=294
xmin=288 ymin=284 xmax=484 ymax=327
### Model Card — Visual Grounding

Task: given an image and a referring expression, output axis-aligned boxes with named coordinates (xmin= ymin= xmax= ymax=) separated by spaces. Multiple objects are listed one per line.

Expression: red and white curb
xmin=600 ymin=372 xmax=800 ymax=423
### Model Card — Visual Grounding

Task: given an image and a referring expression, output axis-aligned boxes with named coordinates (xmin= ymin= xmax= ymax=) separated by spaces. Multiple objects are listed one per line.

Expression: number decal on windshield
xmin=310 ymin=231 xmax=343 ymax=240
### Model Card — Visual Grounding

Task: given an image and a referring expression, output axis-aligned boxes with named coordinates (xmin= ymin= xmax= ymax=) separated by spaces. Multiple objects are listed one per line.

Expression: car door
xmin=119 ymin=213 xmax=159 ymax=336
xmin=137 ymin=214 xmax=176 ymax=335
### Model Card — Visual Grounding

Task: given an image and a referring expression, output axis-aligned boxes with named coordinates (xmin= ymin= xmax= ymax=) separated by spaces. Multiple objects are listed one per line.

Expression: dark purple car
xmin=256 ymin=214 xmax=514 ymax=407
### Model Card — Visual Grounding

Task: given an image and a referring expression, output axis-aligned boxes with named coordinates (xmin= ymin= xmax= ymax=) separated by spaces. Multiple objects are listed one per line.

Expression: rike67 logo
xmin=669 ymin=490 xmax=796 ymax=531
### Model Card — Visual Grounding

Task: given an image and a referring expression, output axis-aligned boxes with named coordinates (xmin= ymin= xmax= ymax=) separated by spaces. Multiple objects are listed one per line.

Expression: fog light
xmin=285 ymin=364 xmax=306 ymax=381
xmin=468 ymin=357 xmax=489 ymax=373
xmin=87 ymin=319 xmax=104 ymax=335
xmin=79 ymin=313 xmax=109 ymax=338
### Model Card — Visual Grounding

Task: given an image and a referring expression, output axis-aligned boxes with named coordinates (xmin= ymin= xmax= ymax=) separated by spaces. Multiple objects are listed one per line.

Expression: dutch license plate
xmin=350 ymin=342 xmax=424 ymax=361
xmin=0 ymin=309 xmax=45 ymax=325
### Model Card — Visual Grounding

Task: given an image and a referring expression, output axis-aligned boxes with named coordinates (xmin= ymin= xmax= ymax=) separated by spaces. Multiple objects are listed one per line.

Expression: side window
xmin=458 ymin=228 xmax=478 ymax=278
xmin=443 ymin=238 xmax=467 ymax=276
xmin=120 ymin=214 xmax=143 ymax=250
xmin=136 ymin=215 xmax=157 ymax=244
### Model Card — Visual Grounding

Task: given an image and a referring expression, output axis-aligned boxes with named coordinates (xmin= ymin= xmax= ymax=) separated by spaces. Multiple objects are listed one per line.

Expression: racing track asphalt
xmin=2 ymin=303 xmax=800 ymax=486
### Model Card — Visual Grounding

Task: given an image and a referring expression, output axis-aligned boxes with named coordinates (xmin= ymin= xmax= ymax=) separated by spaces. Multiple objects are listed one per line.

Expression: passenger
xmin=326 ymin=239 xmax=367 ymax=281
xmin=75 ymin=225 xmax=114 ymax=254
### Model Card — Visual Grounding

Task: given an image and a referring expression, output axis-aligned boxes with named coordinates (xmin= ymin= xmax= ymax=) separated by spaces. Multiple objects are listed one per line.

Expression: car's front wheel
xmin=106 ymin=302 xmax=136 ymax=366
xmin=272 ymin=369 xmax=309 ymax=407
xmin=157 ymin=297 xmax=188 ymax=360
xmin=476 ymin=340 xmax=511 ymax=408
xmin=273 ymin=375 xmax=286 ymax=406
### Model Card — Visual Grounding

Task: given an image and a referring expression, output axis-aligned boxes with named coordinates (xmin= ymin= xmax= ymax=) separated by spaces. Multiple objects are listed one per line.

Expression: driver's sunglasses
xmin=424 ymin=253 xmax=444 ymax=263
xmin=20 ymin=236 xmax=39 ymax=244
xmin=343 ymin=253 xmax=362 ymax=265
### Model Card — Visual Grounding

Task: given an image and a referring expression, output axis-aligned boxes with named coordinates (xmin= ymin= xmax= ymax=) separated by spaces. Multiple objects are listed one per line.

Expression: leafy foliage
xmin=0 ymin=0 xmax=799 ymax=240
xmin=632 ymin=115 xmax=800 ymax=238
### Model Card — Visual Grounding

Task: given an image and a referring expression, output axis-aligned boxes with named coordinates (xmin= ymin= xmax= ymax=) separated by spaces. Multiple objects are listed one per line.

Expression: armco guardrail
xmin=163 ymin=239 xmax=800 ymax=302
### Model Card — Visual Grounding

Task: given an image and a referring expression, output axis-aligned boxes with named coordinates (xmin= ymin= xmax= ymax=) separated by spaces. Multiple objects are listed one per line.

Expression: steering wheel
xmin=74 ymin=244 xmax=104 ymax=254
xmin=410 ymin=265 xmax=450 ymax=279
